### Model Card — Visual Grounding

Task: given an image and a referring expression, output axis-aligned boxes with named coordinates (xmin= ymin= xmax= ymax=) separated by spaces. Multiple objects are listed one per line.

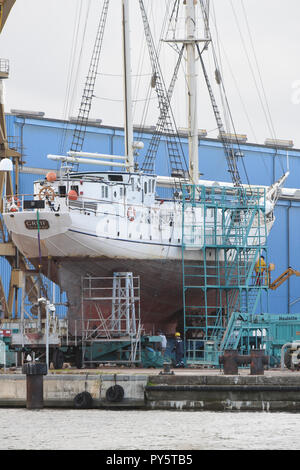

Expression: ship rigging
xmin=2 ymin=0 xmax=289 ymax=335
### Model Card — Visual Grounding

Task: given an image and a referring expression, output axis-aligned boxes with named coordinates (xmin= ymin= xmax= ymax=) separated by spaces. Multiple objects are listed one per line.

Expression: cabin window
xmin=144 ymin=182 xmax=147 ymax=194
xmin=131 ymin=179 xmax=134 ymax=191
xmin=71 ymin=185 xmax=79 ymax=195
xmin=108 ymin=174 xmax=123 ymax=182
xmin=59 ymin=186 xmax=66 ymax=197
xmin=101 ymin=186 xmax=109 ymax=198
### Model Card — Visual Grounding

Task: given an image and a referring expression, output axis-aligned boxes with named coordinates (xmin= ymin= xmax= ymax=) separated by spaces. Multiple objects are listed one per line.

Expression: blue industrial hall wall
xmin=3 ymin=113 xmax=300 ymax=317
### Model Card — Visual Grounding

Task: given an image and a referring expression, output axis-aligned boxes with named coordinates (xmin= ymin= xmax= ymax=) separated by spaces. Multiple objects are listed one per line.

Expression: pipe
xmin=287 ymin=201 xmax=292 ymax=313
xmin=48 ymin=154 xmax=127 ymax=168
xmin=67 ymin=151 xmax=126 ymax=161
xmin=109 ymin=128 xmax=116 ymax=172
xmin=156 ymin=172 xmax=293 ymax=193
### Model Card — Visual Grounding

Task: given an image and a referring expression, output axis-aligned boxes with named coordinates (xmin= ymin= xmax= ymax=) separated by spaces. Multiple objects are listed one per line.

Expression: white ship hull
xmin=4 ymin=201 xmax=270 ymax=261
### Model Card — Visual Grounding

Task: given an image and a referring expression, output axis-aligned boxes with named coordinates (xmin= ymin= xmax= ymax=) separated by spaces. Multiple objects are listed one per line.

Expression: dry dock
xmin=1 ymin=367 xmax=300 ymax=411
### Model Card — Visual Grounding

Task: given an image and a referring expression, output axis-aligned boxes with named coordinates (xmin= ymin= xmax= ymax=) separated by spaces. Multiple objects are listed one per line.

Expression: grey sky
xmin=1 ymin=0 xmax=300 ymax=148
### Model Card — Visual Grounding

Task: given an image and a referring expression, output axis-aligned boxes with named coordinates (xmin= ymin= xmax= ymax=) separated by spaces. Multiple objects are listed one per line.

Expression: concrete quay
xmin=1 ymin=367 xmax=300 ymax=411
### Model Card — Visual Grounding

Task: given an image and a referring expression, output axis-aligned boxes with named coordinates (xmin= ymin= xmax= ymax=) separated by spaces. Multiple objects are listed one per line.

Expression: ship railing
xmin=3 ymin=193 xmax=111 ymax=214
xmin=182 ymin=183 xmax=266 ymax=208
xmin=3 ymin=193 xmax=181 ymax=227
xmin=3 ymin=193 xmax=102 ymax=214
xmin=3 ymin=194 xmax=62 ymax=213
xmin=66 ymin=195 xmax=172 ymax=217
xmin=183 ymin=217 xmax=267 ymax=250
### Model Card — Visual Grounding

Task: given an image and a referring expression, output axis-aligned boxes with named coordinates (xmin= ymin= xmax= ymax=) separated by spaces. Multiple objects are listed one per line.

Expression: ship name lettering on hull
xmin=24 ymin=220 xmax=50 ymax=230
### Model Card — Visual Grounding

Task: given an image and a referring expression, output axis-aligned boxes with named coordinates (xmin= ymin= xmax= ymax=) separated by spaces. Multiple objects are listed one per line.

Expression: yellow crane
xmin=268 ymin=267 xmax=300 ymax=290
xmin=0 ymin=0 xmax=15 ymax=34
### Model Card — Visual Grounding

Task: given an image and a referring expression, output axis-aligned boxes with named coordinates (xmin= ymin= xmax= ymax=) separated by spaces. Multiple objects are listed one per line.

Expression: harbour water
xmin=1 ymin=409 xmax=300 ymax=450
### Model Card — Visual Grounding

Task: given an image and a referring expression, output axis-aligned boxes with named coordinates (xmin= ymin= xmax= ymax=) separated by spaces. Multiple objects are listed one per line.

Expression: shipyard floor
xmin=0 ymin=365 xmax=297 ymax=376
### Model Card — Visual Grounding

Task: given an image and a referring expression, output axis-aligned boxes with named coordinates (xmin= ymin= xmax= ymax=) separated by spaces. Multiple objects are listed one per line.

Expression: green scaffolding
xmin=182 ymin=183 xmax=270 ymax=365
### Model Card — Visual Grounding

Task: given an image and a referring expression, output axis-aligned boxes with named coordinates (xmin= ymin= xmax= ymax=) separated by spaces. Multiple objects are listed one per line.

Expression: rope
xmin=201 ymin=2 xmax=252 ymax=188
xmin=229 ymin=2 xmax=279 ymax=149
xmin=59 ymin=1 xmax=92 ymax=155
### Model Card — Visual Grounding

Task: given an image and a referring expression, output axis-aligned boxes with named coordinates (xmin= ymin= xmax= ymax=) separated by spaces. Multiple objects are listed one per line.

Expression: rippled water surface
xmin=1 ymin=409 xmax=300 ymax=450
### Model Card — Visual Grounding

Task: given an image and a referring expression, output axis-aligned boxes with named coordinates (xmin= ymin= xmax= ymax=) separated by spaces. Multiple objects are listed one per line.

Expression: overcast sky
xmin=1 ymin=0 xmax=300 ymax=149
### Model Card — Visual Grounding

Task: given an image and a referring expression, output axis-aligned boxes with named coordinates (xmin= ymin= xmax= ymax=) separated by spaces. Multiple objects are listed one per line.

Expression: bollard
xmin=159 ymin=362 xmax=174 ymax=375
xmin=219 ymin=350 xmax=240 ymax=374
xmin=219 ymin=349 xmax=269 ymax=375
xmin=250 ymin=349 xmax=269 ymax=375
xmin=219 ymin=350 xmax=251 ymax=375
xmin=22 ymin=363 xmax=48 ymax=409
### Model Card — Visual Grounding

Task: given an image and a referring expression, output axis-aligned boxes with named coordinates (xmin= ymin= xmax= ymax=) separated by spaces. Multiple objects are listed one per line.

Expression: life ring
xmin=127 ymin=206 xmax=136 ymax=222
xmin=38 ymin=186 xmax=55 ymax=201
xmin=7 ymin=196 xmax=20 ymax=212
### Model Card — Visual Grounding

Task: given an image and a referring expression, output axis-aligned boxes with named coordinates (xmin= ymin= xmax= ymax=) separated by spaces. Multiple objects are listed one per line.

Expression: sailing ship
xmin=3 ymin=0 xmax=287 ymax=334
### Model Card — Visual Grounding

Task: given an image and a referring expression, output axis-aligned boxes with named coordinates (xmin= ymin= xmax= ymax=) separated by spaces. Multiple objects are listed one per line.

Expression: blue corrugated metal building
xmin=3 ymin=112 xmax=300 ymax=317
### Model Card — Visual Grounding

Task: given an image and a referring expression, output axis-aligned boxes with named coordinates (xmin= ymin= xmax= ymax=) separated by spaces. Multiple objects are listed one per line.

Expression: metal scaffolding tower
xmin=182 ymin=183 xmax=269 ymax=365
xmin=80 ymin=273 xmax=142 ymax=366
